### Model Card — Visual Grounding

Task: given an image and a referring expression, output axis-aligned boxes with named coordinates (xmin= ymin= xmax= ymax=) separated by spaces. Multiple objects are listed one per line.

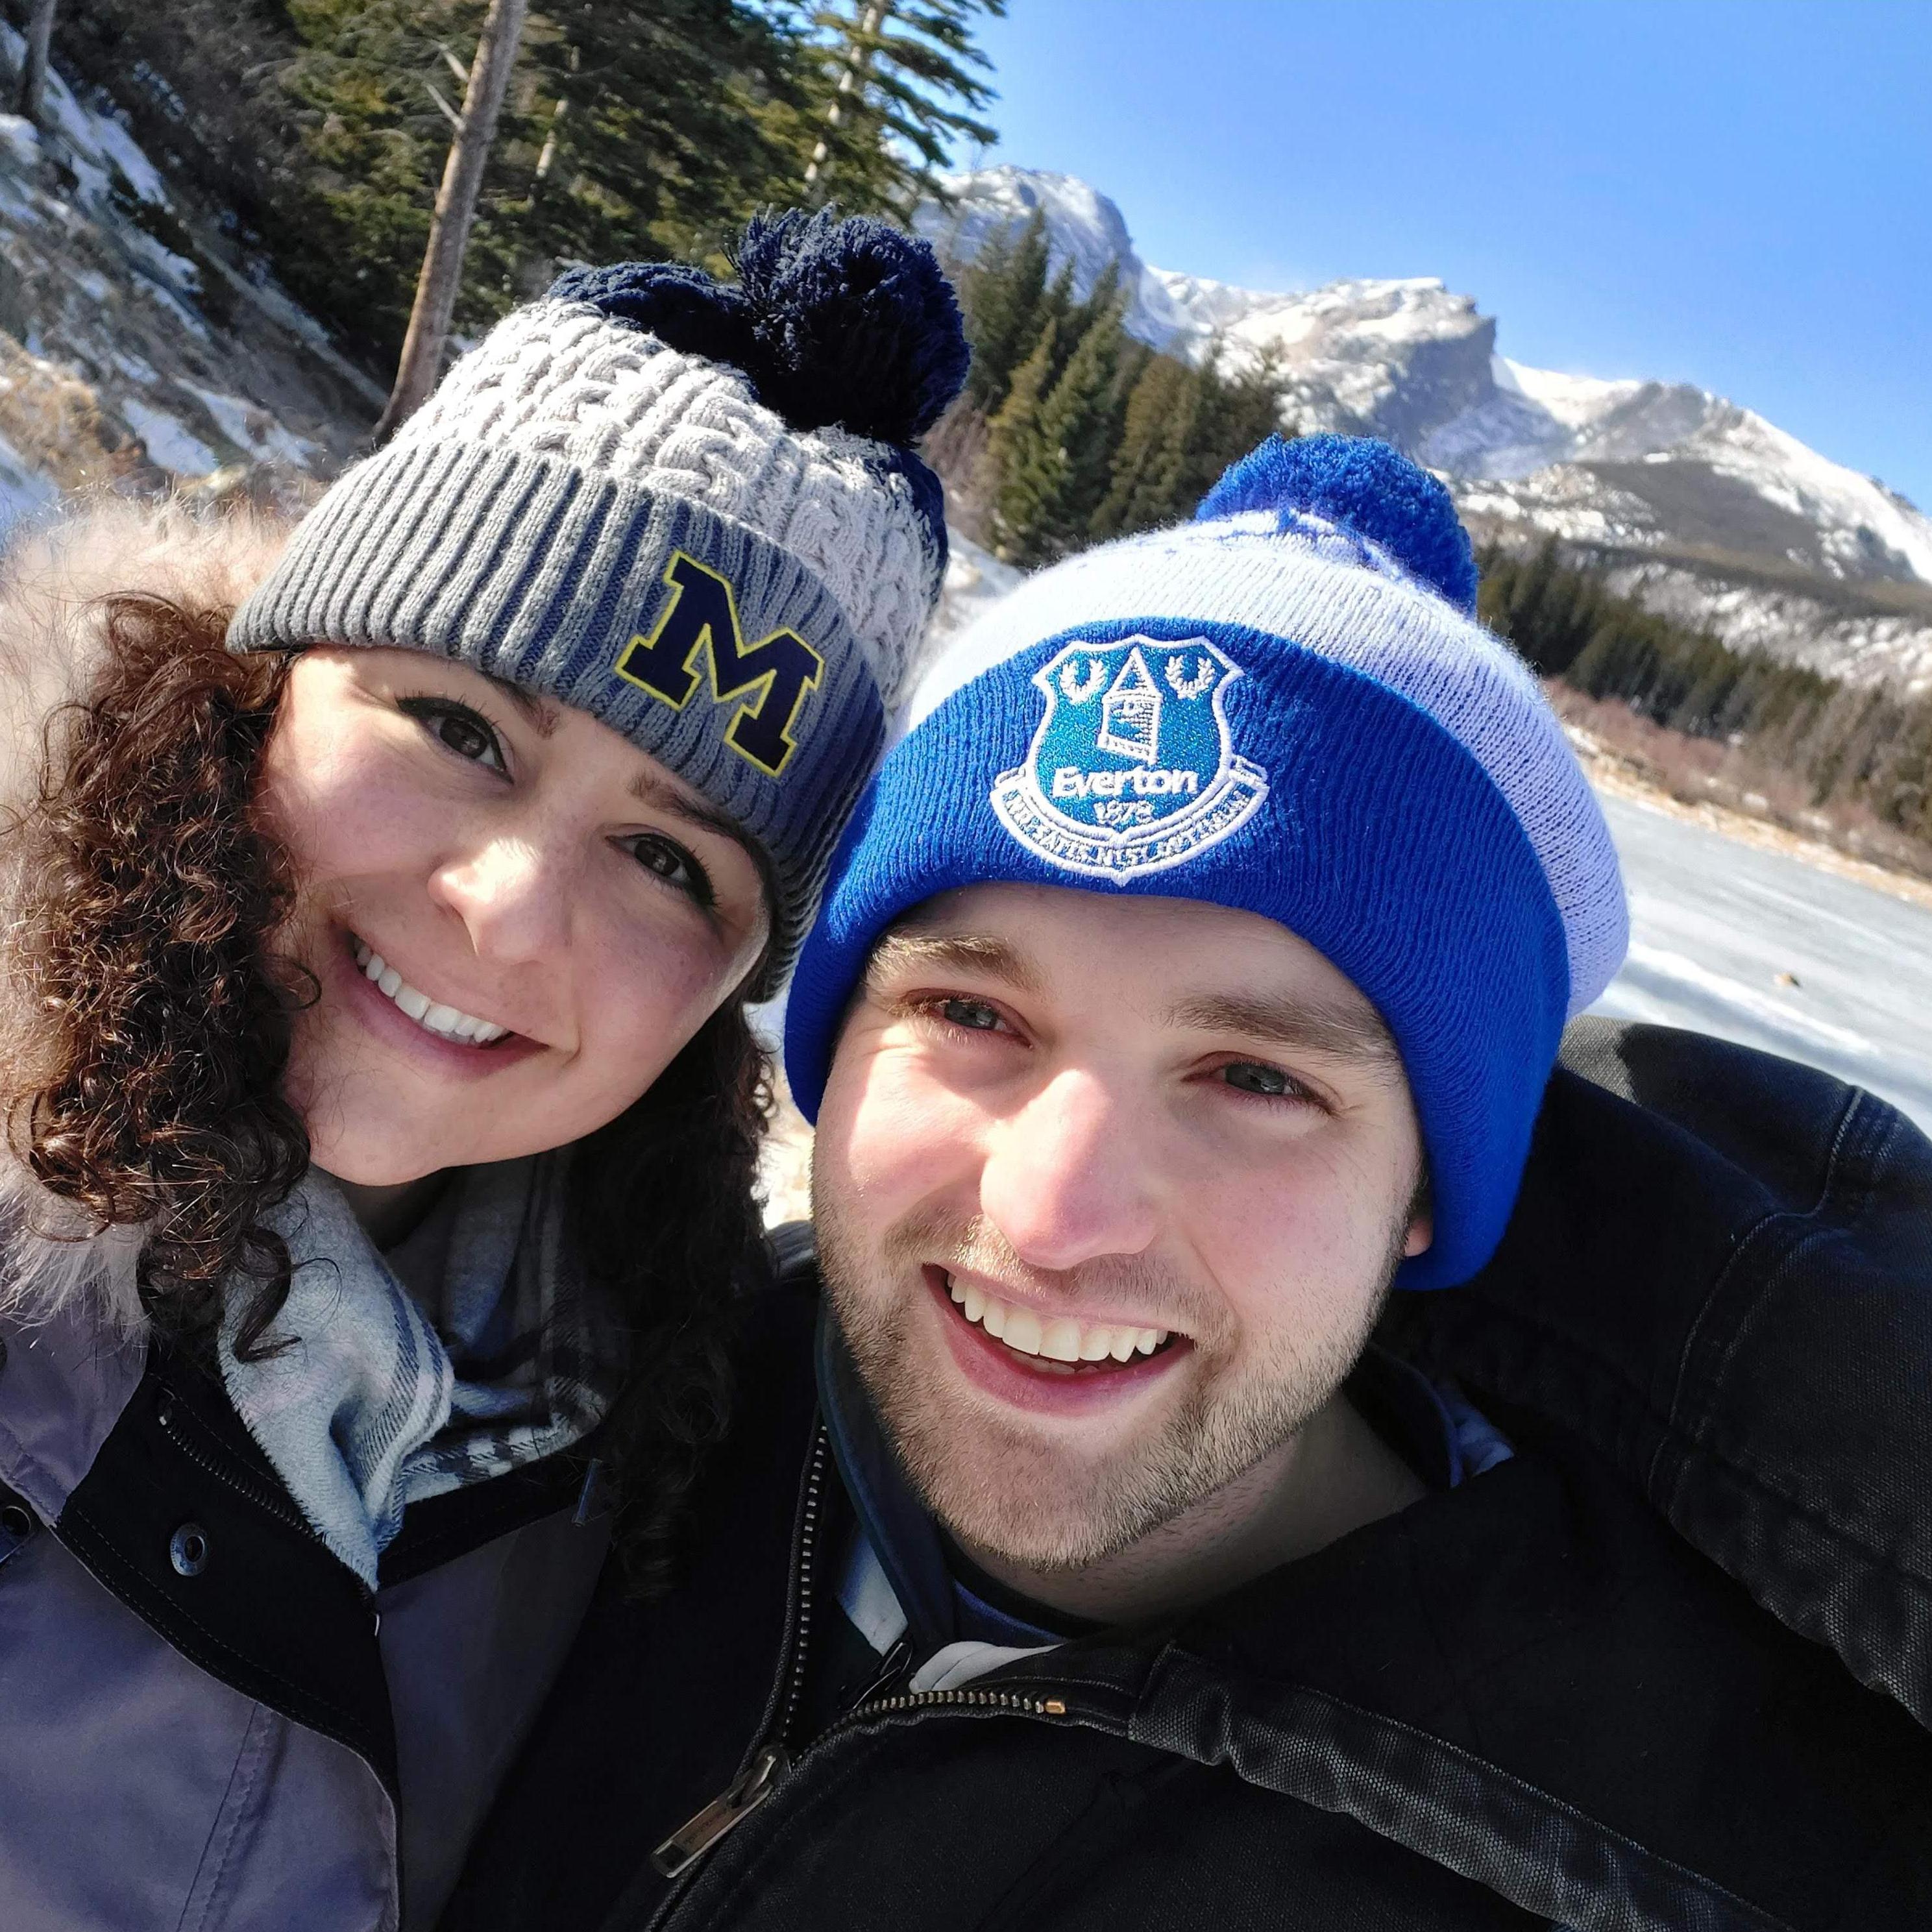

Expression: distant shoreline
xmin=1576 ymin=748 xmax=1932 ymax=915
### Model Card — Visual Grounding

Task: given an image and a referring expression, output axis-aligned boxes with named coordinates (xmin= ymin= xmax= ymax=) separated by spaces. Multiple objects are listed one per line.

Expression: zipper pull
xmin=651 ymin=1745 xmax=790 ymax=1879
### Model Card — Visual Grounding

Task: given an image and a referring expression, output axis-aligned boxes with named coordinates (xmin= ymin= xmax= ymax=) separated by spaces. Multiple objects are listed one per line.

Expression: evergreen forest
xmin=931 ymin=209 xmax=1288 ymax=566
xmin=1483 ymin=543 xmax=1932 ymax=852
xmin=49 ymin=0 xmax=1003 ymax=368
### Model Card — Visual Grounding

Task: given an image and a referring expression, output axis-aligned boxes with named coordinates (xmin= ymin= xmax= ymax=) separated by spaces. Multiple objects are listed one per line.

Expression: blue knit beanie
xmin=784 ymin=434 xmax=1628 ymax=1288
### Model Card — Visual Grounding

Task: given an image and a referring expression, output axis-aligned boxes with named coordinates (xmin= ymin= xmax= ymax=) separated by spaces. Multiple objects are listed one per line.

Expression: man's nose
xmin=430 ymin=831 xmax=575 ymax=964
xmin=979 ymin=1067 xmax=1160 ymax=1273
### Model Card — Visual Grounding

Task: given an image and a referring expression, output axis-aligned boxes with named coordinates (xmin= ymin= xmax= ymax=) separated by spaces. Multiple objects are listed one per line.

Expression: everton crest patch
xmin=990 ymin=636 xmax=1269 ymax=881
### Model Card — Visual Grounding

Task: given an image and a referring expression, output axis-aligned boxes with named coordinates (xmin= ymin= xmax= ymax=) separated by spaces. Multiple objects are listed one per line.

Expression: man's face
xmin=812 ymin=883 xmax=1431 ymax=1574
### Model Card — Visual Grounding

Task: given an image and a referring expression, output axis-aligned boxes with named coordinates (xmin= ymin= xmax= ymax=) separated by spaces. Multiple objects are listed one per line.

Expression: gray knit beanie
xmin=229 ymin=212 xmax=969 ymax=979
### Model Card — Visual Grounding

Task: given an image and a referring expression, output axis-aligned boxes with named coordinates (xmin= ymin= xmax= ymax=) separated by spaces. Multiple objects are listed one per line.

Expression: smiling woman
xmin=0 ymin=211 xmax=968 ymax=1932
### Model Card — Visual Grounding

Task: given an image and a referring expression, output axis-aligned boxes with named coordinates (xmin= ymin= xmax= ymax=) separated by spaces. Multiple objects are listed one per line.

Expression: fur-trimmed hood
xmin=0 ymin=496 xmax=293 ymax=1332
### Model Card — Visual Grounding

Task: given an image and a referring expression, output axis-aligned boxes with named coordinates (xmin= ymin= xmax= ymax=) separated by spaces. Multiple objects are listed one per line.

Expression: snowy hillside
xmin=0 ymin=23 xmax=371 ymax=524
xmin=918 ymin=167 xmax=1932 ymax=690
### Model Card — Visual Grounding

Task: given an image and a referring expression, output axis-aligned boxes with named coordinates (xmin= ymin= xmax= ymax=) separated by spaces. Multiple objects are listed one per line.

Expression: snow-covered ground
xmin=1593 ymin=790 xmax=1932 ymax=1134
xmin=0 ymin=23 xmax=368 ymax=506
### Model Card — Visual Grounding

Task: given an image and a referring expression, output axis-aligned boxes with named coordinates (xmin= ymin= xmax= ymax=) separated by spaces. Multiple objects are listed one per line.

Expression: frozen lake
xmin=1592 ymin=790 xmax=1932 ymax=1135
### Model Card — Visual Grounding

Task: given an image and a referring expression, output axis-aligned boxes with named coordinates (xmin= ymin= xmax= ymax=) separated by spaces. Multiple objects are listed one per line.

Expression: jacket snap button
xmin=169 ymin=1522 xmax=210 ymax=1578
xmin=0 ymin=1498 xmax=36 ymax=1569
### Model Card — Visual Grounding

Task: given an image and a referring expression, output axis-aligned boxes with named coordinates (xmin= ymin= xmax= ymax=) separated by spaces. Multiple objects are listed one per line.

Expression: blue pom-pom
xmin=1196 ymin=434 xmax=1479 ymax=616
xmin=731 ymin=210 xmax=969 ymax=445
xmin=548 ymin=213 xmax=969 ymax=450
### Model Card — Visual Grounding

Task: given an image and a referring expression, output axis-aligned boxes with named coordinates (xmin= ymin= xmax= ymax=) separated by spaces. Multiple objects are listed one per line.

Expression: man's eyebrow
xmin=1168 ymin=991 xmax=1402 ymax=1069
xmin=866 ymin=929 xmax=1046 ymax=996
xmin=483 ymin=675 xmax=559 ymax=739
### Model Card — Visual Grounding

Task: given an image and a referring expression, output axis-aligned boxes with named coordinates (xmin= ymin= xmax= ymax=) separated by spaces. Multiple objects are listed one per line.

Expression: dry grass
xmin=1549 ymin=683 xmax=1932 ymax=909
xmin=0 ymin=334 xmax=158 ymax=494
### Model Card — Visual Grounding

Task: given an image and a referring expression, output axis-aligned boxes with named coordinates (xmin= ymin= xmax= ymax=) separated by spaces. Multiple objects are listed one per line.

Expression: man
xmin=444 ymin=437 xmax=1932 ymax=1931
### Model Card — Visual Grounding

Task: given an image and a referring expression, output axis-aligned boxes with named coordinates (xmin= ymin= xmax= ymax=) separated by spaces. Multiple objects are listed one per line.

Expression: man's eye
xmin=625 ymin=833 xmax=715 ymax=908
xmin=1221 ymin=1060 xmax=1294 ymax=1097
xmin=936 ymin=997 xmax=1004 ymax=1032
xmin=402 ymin=698 xmax=507 ymax=773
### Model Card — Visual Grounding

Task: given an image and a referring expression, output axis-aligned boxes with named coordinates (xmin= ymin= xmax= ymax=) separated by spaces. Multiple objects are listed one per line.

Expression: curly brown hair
xmin=6 ymin=583 xmax=770 ymax=1594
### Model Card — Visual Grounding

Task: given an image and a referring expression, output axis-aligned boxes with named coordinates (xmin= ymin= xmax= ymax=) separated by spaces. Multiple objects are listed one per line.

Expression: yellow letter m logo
xmin=614 ymin=552 xmax=825 ymax=777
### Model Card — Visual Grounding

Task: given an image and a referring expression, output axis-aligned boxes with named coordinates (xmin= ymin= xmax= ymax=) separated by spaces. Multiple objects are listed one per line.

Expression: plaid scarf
xmin=220 ymin=1153 xmax=619 ymax=1589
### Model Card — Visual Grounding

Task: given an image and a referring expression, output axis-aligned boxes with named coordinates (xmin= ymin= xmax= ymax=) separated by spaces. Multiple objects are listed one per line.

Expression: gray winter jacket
xmin=0 ymin=503 xmax=613 ymax=1931
xmin=0 ymin=1291 xmax=609 ymax=1931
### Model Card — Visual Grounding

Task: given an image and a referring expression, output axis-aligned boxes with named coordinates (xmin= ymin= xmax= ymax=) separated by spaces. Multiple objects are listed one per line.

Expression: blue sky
xmin=965 ymin=0 xmax=1931 ymax=510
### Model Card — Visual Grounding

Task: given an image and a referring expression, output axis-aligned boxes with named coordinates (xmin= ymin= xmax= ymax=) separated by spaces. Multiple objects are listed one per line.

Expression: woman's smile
xmin=349 ymin=932 xmax=517 ymax=1047
xmin=325 ymin=922 xmax=549 ymax=1084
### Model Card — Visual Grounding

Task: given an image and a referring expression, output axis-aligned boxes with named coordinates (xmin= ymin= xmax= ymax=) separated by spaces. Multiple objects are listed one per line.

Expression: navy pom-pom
xmin=548 ymin=259 xmax=757 ymax=373
xmin=1196 ymin=434 xmax=1479 ymax=615
xmin=549 ymin=212 xmax=968 ymax=450
xmin=731 ymin=210 xmax=968 ymax=445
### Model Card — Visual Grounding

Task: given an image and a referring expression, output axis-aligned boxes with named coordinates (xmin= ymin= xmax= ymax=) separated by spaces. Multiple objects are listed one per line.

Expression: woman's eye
xmin=626 ymin=833 xmax=714 ymax=907
xmin=936 ymin=997 xmax=1004 ymax=1033
xmin=402 ymin=698 xmax=507 ymax=773
xmin=1221 ymin=1060 xmax=1295 ymax=1098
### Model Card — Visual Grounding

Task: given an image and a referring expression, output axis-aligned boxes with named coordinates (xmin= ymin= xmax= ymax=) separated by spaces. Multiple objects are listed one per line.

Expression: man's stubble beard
xmin=814 ymin=1184 xmax=1408 ymax=1575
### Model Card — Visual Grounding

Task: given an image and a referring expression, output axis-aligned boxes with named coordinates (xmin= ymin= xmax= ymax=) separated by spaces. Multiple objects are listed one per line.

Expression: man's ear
xmin=1402 ymin=1161 xmax=1433 ymax=1258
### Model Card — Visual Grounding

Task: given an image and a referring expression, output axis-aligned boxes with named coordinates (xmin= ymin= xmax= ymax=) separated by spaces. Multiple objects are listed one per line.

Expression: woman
xmin=0 ymin=212 xmax=966 ymax=1932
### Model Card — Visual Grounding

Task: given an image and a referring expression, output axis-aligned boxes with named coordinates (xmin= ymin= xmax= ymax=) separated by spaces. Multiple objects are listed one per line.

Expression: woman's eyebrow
xmin=483 ymin=674 xmax=559 ymax=739
xmin=628 ymin=767 xmax=757 ymax=855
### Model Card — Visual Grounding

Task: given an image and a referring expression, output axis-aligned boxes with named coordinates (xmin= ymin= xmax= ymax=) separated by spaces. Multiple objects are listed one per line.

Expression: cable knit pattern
xmin=387 ymin=299 xmax=942 ymax=708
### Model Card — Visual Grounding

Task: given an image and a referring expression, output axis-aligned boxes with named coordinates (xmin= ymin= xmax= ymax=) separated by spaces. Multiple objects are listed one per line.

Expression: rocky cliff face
xmin=0 ymin=23 xmax=372 ymax=526
xmin=918 ymin=166 xmax=1932 ymax=692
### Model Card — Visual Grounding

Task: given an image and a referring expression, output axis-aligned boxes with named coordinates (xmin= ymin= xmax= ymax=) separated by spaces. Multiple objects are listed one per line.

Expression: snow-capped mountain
xmin=917 ymin=167 xmax=1932 ymax=691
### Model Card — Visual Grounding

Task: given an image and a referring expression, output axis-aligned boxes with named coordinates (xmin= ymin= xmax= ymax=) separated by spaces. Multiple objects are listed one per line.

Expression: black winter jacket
xmin=441 ymin=1021 xmax=1932 ymax=1932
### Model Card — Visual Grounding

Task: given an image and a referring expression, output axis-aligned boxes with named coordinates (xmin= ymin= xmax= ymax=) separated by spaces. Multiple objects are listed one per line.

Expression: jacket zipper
xmin=646 ymin=1423 xmax=1072 ymax=1901
xmin=820 ymin=1683 xmax=1069 ymax=1730
xmin=649 ymin=1425 xmax=830 ymax=1881
xmin=155 ymin=1393 xmax=317 ymax=1540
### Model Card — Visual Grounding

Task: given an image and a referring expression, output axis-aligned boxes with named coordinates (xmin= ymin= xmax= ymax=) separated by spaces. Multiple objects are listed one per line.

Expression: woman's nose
xmin=430 ymin=832 xmax=575 ymax=964
xmin=977 ymin=1067 xmax=1160 ymax=1273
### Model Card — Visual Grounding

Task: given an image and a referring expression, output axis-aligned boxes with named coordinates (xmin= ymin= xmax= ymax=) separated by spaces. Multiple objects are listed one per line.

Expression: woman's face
xmin=256 ymin=647 xmax=771 ymax=1186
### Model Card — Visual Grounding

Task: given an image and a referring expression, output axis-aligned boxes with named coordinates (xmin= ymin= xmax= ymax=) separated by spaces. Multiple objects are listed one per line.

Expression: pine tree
xmin=983 ymin=321 xmax=1056 ymax=563
xmin=958 ymin=208 xmax=1049 ymax=413
xmin=59 ymin=0 xmax=820 ymax=367
xmin=1092 ymin=352 xmax=1198 ymax=539
xmin=1174 ymin=348 xmax=1285 ymax=507
xmin=988 ymin=289 xmax=1125 ymax=567
xmin=790 ymin=0 xmax=1005 ymax=215
xmin=495 ymin=0 xmax=805 ymax=296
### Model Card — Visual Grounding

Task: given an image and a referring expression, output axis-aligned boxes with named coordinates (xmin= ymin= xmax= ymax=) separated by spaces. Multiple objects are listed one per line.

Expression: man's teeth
xmin=352 ymin=940 xmax=509 ymax=1045
xmin=948 ymin=1276 xmax=1168 ymax=1364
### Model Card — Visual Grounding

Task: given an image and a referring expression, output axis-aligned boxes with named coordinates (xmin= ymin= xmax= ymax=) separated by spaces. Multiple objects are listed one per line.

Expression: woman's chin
xmin=303 ymin=1139 xmax=452 ymax=1191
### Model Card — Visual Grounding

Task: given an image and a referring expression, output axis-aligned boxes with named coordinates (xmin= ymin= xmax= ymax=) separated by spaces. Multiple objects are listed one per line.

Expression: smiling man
xmin=813 ymin=887 xmax=1437 ymax=1628
xmin=445 ymin=438 xmax=1932 ymax=1932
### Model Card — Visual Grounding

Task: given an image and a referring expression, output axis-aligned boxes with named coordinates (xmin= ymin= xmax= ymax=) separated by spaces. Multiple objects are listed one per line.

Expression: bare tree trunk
xmin=15 ymin=0 xmax=56 ymax=129
xmin=373 ymin=0 xmax=528 ymax=444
